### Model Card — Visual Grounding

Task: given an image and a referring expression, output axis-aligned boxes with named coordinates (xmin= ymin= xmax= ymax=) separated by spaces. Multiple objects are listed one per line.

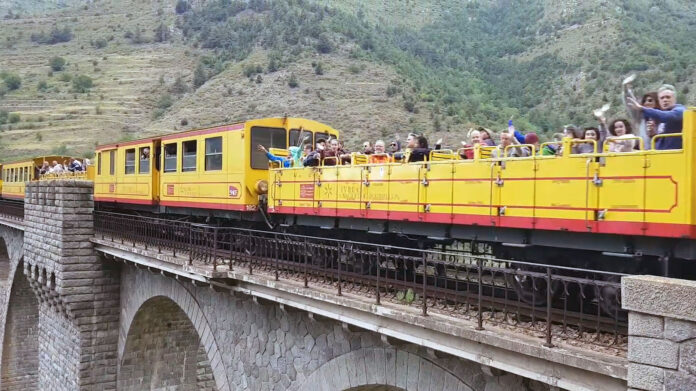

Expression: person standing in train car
xmin=407 ymin=135 xmax=431 ymax=162
xmin=628 ymin=84 xmax=685 ymax=150
xmin=256 ymin=144 xmax=292 ymax=168
xmin=491 ymin=131 xmax=530 ymax=158
xmin=369 ymin=140 xmax=391 ymax=164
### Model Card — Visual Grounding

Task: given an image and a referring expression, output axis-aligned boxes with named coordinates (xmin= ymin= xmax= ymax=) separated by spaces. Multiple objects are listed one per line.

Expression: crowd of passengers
xmin=259 ymin=82 xmax=686 ymax=167
xmin=37 ymin=157 xmax=86 ymax=176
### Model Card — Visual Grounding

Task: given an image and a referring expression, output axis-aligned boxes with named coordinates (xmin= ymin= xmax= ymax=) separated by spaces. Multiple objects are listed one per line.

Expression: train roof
xmin=94 ymin=117 xmax=339 ymax=151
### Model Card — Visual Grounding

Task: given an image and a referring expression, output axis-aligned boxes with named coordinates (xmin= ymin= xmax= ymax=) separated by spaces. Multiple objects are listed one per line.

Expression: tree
xmin=193 ymin=63 xmax=207 ymax=88
xmin=49 ymin=56 xmax=66 ymax=71
xmin=288 ymin=73 xmax=298 ymax=88
xmin=175 ymin=0 xmax=190 ymax=14
xmin=2 ymin=73 xmax=21 ymax=90
xmin=153 ymin=23 xmax=171 ymax=43
xmin=314 ymin=62 xmax=324 ymax=75
xmin=72 ymin=75 xmax=93 ymax=93
xmin=316 ymin=34 xmax=333 ymax=54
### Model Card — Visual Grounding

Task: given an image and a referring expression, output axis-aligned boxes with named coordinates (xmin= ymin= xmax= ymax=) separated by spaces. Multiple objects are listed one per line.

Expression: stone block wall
xmin=23 ymin=180 xmax=120 ymax=390
xmin=623 ymin=275 xmax=696 ymax=391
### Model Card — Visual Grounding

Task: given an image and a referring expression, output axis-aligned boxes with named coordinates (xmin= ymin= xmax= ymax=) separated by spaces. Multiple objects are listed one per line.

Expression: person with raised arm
xmin=628 ymin=84 xmax=685 ymax=150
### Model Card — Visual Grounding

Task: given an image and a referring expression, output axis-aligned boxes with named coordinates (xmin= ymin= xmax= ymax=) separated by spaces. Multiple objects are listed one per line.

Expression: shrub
xmin=49 ymin=56 xmax=66 ymax=71
xmin=193 ymin=63 xmax=207 ymax=88
xmin=348 ymin=64 xmax=363 ymax=74
xmin=0 ymin=111 xmax=7 ymax=124
xmin=314 ymin=62 xmax=324 ymax=75
xmin=316 ymin=34 xmax=333 ymax=54
xmin=175 ymin=0 xmax=190 ymax=14
xmin=157 ymin=94 xmax=173 ymax=109
xmin=8 ymin=113 xmax=20 ymax=123
xmin=170 ymin=75 xmax=188 ymax=94
xmin=255 ymin=74 xmax=263 ymax=84
xmin=31 ymin=26 xmax=73 ymax=45
xmin=37 ymin=80 xmax=49 ymax=91
xmin=288 ymin=73 xmax=298 ymax=88
xmin=59 ymin=73 xmax=72 ymax=82
xmin=91 ymin=38 xmax=108 ymax=49
xmin=72 ymin=74 xmax=93 ymax=93
xmin=51 ymin=144 xmax=68 ymax=155
xmin=2 ymin=73 xmax=21 ymax=90
xmin=153 ymin=23 xmax=171 ymax=43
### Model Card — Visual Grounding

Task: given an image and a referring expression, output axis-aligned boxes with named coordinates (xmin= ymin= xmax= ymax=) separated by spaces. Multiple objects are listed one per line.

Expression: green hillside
xmin=0 ymin=0 xmax=694 ymax=160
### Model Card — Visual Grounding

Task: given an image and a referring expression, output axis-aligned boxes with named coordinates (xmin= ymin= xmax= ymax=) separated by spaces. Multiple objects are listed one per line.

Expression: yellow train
xmin=2 ymin=114 xmax=696 ymax=280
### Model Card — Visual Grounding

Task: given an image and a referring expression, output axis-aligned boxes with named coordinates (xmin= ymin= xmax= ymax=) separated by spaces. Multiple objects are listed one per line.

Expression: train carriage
xmin=269 ymin=109 xmax=696 ymax=275
xmin=1 ymin=156 xmax=73 ymax=200
xmin=93 ymin=117 xmax=340 ymax=217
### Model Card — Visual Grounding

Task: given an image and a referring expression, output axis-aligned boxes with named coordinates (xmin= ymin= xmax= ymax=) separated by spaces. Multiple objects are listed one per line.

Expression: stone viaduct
xmin=0 ymin=180 xmax=691 ymax=391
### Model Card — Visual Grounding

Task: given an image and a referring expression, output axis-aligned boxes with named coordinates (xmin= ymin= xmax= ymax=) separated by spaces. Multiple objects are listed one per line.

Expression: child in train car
xmin=604 ymin=118 xmax=637 ymax=153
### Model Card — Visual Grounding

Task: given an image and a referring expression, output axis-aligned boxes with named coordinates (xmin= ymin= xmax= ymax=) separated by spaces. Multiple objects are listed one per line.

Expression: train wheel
xmin=596 ymin=277 xmax=626 ymax=320
xmin=505 ymin=266 xmax=560 ymax=307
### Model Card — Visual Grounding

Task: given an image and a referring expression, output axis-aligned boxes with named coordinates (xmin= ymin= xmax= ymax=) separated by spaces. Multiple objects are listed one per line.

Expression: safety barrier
xmin=94 ymin=211 xmax=627 ymax=352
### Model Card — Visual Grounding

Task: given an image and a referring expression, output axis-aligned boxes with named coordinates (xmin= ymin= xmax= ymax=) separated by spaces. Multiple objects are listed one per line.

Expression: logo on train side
xmin=229 ymin=185 xmax=239 ymax=198
xmin=300 ymin=184 xmax=314 ymax=199
xmin=167 ymin=184 xmax=174 ymax=195
xmin=109 ymin=183 xmax=115 ymax=193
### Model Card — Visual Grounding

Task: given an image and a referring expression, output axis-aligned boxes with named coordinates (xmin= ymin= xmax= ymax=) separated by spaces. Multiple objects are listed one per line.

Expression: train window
xmin=125 ymin=149 xmax=136 ymax=175
xmin=164 ymin=143 xmax=177 ymax=173
xmin=109 ymin=150 xmax=116 ymax=175
xmin=97 ymin=152 xmax=102 ymax=175
xmin=139 ymin=147 xmax=150 ymax=174
xmin=250 ymin=126 xmax=286 ymax=169
xmin=205 ymin=137 xmax=222 ymax=171
xmin=182 ymin=140 xmax=197 ymax=172
xmin=315 ymin=132 xmax=330 ymax=143
xmin=289 ymin=128 xmax=313 ymax=148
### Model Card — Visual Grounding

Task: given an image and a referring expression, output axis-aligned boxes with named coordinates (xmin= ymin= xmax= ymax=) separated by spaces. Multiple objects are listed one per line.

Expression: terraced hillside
xmin=0 ymin=0 xmax=695 ymax=160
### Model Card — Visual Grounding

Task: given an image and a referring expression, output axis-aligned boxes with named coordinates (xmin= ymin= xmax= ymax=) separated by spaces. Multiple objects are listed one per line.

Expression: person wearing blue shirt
xmin=628 ymin=84 xmax=685 ymax=150
xmin=256 ymin=144 xmax=292 ymax=168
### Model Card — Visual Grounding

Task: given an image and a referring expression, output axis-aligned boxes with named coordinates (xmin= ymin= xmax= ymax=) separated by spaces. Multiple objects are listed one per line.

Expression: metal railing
xmin=94 ymin=211 xmax=627 ymax=352
xmin=0 ymin=200 xmax=24 ymax=221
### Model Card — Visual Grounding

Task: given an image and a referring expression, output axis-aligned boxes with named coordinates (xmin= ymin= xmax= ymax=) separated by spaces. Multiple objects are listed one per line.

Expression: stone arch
xmin=297 ymin=347 xmax=473 ymax=391
xmin=118 ymin=268 xmax=229 ymax=391
xmin=0 ymin=261 xmax=39 ymax=390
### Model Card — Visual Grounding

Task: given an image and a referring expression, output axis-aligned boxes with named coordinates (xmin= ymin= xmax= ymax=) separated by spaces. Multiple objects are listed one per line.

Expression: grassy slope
xmin=1 ymin=0 xmax=695 ymax=160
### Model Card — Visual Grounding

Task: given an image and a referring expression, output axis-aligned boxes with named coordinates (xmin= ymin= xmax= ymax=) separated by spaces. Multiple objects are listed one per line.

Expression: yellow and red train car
xmin=1 ymin=156 xmax=73 ymax=200
xmin=269 ymin=109 xmax=696 ymax=273
xmin=94 ymin=117 xmax=339 ymax=216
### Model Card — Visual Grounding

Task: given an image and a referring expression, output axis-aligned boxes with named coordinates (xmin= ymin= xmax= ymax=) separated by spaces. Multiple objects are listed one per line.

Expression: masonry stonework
xmin=22 ymin=180 xmax=120 ymax=390
xmin=623 ymin=275 xmax=696 ymax=391
xmin=119 ymin=265 xmax=550 ymax=391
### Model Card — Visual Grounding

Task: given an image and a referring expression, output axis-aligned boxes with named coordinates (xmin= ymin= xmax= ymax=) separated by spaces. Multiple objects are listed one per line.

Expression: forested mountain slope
xmin=0 ymin=0 xmax=694 ymax=160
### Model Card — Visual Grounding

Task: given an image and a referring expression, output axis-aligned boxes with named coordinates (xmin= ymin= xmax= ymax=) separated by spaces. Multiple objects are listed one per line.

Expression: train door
xmin=597 ymin=152 xmax=646 ymax=235
xmin=498 ymin=154 xmax=537 ymax=229
xmin=388 ymin=162 xmax=421 ymax=222
xmin=420 ymin=161 xmax=454 ymax=224
xmin=361 ymin=164 xmax=390 ymax=219
xmin=152 ymin=140 xmax=161 ymax=202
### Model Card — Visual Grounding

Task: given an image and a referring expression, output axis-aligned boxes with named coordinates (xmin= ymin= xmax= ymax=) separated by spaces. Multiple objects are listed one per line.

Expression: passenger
xmin=524 ymin=133 xmax=540 ymax=154
xmin=407 ymin=135 xmax=431 ymax=162
xmin=628 ymin=84 xmax=685 ymax=150
xmin=141 ymin=147 xmax=150 ymax=160
xmin=256 ymin=144 xmax=293 ymax=168
xmin=460 ymin=129 xmax=481 ymax=159
xmin=49 ymin=160 xmax=64 ymax=174
xmin=67 ymin=158 xmax=83 ymax=172
xmin=302 ymin=144 xmax=320 ymax=167
xmin=573 ymin=127 xmax=604 ymax=154
xmin=362 ymin=141 xmax=373 ymax=155
xmin=492 ymin=131 xmax=529 ymax=158
xmin=323 ymin=139 xmax=347 ymax=166
xmin=479 ymin=128 xmax=496 ymax=146
xmin=605 ymin=118 xmax=637 ymax=153
xmin=369 ymin=140 xmax=391 ymax=164
xmin=39 ymin=162 xmax=50 ymax=175
xmin=389 ymin=140 xmax=401 ymax=154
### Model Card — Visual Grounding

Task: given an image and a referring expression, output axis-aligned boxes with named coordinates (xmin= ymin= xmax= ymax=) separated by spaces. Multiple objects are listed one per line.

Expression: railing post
xmin=476 ymin=257 xmax=484 ymax=331
xmin=422 ymin=252 xmax=428 ymax=316
xmin=375 ymin=249 xmax=381 ymax=305
xmin=212 ymin=227 xmax=218 ymax=271
xmin=274 ymin=234 xmax=280 ymax=281
xmin=187 ymin=226 xmax=192 ymax=264
xmin=337 ymin=245 xmax=343 ymax=297
xmin=303 ymin=238 xmax=309 ymax=288
xmin=544 ymin=267 xmax=554 ymax=348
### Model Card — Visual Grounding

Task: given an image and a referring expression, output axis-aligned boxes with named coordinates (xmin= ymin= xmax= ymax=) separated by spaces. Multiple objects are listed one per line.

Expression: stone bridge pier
xmin=0 ymin=180 xmax=623 ymax=391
